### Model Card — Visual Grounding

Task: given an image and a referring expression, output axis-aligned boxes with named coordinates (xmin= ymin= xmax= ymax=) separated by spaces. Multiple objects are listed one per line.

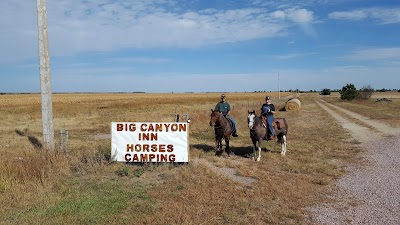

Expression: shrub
xmin=320 ymin=88 xmax=331 ymax=96
xmin=359 ymin=85 xmax=374 ymax=100
xmin=340 ymin=83 xmax=359 ymax=100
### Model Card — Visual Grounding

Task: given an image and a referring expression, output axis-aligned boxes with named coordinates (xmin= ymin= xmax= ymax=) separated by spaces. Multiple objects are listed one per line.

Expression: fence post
xmin=58 ymin=129 xmax=69 ymax=154
xmin=59 ymin=129 xmax=63 ymax=152
xmin=65 ymin=129 xmax=69 ymax=154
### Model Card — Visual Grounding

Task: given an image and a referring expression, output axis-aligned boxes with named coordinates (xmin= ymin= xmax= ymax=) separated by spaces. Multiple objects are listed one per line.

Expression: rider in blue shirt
xmin=261 ymin=96 xmax=275 ymax=140
xmin=215 ymin=94 xmax=238 ymax=137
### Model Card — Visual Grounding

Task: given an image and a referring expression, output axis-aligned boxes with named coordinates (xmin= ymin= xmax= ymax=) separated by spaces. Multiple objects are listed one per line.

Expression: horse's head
xmin=209 ymin=109 xmax=222 ymax=127
xmin=247 ymin=110 xmax=256 ymax=129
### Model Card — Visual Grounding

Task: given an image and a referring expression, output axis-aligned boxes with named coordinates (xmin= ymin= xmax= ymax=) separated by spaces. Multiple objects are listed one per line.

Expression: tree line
xmin=320 ymin=84 xmax=400 ymax=100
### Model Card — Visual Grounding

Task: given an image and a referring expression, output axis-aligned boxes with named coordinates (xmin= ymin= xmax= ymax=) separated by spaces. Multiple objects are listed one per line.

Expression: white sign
xmin=111 ymin=122 xmax=189 ymax=162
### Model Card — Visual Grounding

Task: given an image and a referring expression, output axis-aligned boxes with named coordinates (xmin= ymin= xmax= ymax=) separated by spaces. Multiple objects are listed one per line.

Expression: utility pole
xmin=37 ymin=0 xmax=54 ymax=150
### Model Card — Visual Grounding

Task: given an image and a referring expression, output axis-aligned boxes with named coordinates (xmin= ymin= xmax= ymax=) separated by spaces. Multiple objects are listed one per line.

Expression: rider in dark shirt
xmin=261 ymin=96 xmax=275 ymax=140
xmin=215 ymin=94 xmax=238 ymax=137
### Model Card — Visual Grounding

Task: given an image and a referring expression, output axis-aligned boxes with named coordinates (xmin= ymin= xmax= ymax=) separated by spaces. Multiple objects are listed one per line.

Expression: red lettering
xmin=125 ymin=154 xmax=131 ymax=161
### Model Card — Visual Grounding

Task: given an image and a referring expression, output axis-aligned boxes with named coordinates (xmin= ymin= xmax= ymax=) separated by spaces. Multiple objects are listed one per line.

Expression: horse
xmin=247 ymin=110 xmax=288 ymax=161
xmin=209 ymin=109 xmax=234 ymax=156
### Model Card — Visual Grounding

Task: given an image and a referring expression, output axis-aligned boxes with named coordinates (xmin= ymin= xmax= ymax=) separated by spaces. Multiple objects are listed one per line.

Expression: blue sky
xmin=1 ymin=0 xmax=400 ymax=93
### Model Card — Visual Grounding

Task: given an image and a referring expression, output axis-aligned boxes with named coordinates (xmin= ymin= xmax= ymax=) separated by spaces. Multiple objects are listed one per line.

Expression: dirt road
xmin=309 ymin=99 xmax=400 ymax=224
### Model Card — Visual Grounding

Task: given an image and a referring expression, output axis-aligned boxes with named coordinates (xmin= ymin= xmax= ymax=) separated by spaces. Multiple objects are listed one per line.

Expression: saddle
xmin=260 ymin=115 xmax=267 ymax=128
xmin=261 ymin=115 xmax=286 ymax=129
xmin=261 ymin=116 xmax=287 ymax=140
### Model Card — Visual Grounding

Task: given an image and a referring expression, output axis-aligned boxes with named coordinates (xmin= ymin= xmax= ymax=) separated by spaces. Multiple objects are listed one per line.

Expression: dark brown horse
xmin=247 ymin=110 xmax=288 ymax=161
xmin=209 ymin=109 xmax=234 ymax=156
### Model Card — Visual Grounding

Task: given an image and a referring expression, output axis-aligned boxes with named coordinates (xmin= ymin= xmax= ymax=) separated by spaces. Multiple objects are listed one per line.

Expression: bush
xmin=359 ymin=85 xmax=374 ymax=100
xmin=320 ymin=88 xmax=331 ymax=95
xmin=340 ymin=83 xmax=359 ymax=100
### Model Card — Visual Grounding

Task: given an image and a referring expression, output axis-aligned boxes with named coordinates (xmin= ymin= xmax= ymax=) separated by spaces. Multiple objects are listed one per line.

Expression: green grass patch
xmin=3 ymin=177 xmax=155 ymax=225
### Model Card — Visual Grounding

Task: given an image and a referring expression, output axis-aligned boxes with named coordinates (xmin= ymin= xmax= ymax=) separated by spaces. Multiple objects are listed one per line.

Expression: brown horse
xmin=209 ymin=109 xmax=234 ymax=156
xmin=247 ymin=110 xmax=288 ymax=161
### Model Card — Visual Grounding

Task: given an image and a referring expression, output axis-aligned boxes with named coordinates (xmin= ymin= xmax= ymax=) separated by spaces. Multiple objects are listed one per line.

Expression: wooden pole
xmin=37 ymin=0 xmax=54 ymax=150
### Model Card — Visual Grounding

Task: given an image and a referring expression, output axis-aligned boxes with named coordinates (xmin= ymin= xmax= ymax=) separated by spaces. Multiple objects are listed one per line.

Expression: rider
xmin=215 ymin=94 xmax=238 ymax=137
xmin=261 ymin=96 xmax=275 ymax=140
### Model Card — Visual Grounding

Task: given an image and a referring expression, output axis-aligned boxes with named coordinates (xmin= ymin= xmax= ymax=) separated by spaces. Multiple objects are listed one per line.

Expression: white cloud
xmin=111 ymin=57 xmax=171 ymax=63
xmin=286 ymin=8 xmax=314 ymax=24
xmin=0 ymin=0 xmax=316 ymax=63
xmin=327 ymin=65 xmax=369 ymax=72
xmin=329 ymin=7 xmax=400 ymax=24
xmin=343 ymin=48 xmax=400 ymax=61
xmin=269 ymin=8 xmax=316 ymax=37
xmin=272 ymin=52 xmax=317 ymax=60
xmin=329 ymin=10 xmax=367 ymax=21
xmin=269 ymin=8 xmax=314 ymax=24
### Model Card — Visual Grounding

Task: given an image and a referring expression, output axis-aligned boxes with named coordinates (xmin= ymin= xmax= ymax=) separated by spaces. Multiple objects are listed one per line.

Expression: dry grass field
xmin=1 ymin=92 xmax=399 ymax=224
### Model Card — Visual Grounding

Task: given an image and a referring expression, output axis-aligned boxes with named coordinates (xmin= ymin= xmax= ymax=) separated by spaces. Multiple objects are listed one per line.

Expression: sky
xmin=1 ymin=0 xmax=400 ymax=93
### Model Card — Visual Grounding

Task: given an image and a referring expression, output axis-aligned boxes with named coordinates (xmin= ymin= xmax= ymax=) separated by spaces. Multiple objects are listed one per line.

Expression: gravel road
xmin=308 ymin=99 xmax=400 ymax=224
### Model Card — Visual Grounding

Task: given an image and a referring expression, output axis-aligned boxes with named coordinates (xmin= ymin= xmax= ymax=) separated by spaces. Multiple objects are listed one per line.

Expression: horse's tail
xmin=275 ymin=128 xmax=286 ymax=144
xmin=277 ymin=128 xmax=287 ymax=136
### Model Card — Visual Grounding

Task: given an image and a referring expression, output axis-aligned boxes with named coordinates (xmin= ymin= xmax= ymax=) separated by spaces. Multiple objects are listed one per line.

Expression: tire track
xmin=309 ymin=98 xmax=400 ymax=225
xmin=319 ymin=99 xmax=400 ymax=136
xmin=314 ymin=99 xmax=378 ymax=142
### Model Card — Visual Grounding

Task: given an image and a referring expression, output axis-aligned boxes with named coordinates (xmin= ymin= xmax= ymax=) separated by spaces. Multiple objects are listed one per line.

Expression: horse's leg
xmin=225 ymin=137 xmax=231 ymax=157
xmin=252 ymin=140 xmax=256 ymax=160
xmin=256 ymin=139 xmax=262 ymax=162
xmin=281 ymin=135 xmax=287 ymax=156
xmin=215 ymin=138 xmax=221 ymax=156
